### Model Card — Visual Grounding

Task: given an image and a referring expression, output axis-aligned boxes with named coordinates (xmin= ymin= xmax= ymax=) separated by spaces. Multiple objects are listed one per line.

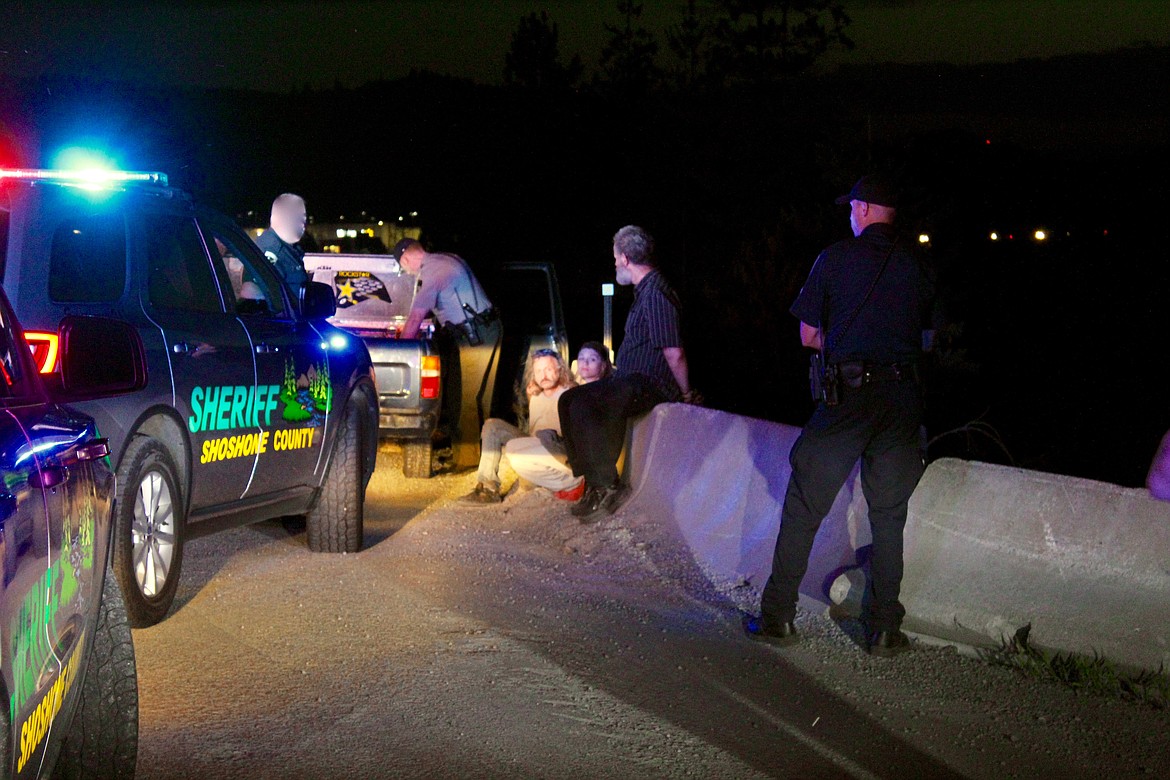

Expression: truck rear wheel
xmin=54 ymin=566 xmax=139 ymax=780
xmin=403 ymin=439 xmax=433 ymax=479
xmin=113 ymin=437 xmax=185 ymax=628
xmin=307 ymin=400 xmax=365 ymax=552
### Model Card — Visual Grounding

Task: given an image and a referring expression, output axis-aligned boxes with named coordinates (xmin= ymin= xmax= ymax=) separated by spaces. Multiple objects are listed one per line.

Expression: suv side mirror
xmin=301 ymin=281 xmax=337 ymax=320
xmin=55 ymin=315 xmax=148 ymax=402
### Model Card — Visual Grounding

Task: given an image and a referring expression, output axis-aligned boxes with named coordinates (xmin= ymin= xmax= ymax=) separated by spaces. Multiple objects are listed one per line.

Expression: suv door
xmin=198 ymin=215 xmax=329 ymax=498
xmin=0 ymin=294 xmax=104 ymax=775
xmin=133 ymin=209 xmax=260 ymax=510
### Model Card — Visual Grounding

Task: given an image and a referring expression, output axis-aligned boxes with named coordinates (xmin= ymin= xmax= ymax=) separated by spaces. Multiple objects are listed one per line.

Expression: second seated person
xmin=558 ymin=226 xmax=700 ymax=522
xmin=394 ymin=238 xmax=502 ymax=468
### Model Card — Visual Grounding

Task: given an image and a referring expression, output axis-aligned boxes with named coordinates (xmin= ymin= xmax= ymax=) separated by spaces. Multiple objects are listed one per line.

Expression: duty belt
xmin=835 ymin=361 xmax=918 ymax=388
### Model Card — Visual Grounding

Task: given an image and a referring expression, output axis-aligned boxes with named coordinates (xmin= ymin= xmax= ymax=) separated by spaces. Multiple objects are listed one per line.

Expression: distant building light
xmin=346 ymin=229 xmax=357 ymax=238
xmin=917 ymin=233 xmax=930 ymax=244
xmin=363 ymin=228 xmax=374 ymax=237
xmin=990 ymin=232 xmax=999 ymax=241
xmin=398 ymin=216 xmax=404 ymax=222
xmin=410 ymin=211 xmax=418 ymax=217
xmin=1034 ymin=229 xmax=1047 ymax=241
xmin=336 ymin=228 xmax=346 ymax=238
xmin=377 ymin=220 xmax=384 ymax=226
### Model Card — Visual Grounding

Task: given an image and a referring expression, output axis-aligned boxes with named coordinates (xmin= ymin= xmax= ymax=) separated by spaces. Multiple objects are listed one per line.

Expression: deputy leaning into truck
xmin=394 ymin=238 xmax=502 ymax=466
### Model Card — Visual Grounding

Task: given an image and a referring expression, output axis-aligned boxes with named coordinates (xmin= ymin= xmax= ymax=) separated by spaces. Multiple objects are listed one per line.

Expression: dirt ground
xmin=131 ymin=444 xmax=1170 ymax=779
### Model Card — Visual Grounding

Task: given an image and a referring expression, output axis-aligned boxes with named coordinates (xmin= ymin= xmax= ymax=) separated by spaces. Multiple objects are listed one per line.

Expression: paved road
xmin=132 ymin=446 xmax=1170 ymax=779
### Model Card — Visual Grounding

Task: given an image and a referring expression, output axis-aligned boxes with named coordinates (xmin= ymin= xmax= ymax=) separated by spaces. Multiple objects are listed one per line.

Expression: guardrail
xmin=623 ymin=403 xmax=1170 ymax=673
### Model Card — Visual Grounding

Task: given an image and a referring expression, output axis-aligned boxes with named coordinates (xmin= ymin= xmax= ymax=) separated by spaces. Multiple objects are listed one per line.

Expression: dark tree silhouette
xmin=598 ymin=0 xmax=661 ymax=93
xmin=666 ymin=0 xmax=714 ymax=90
xmin=710 ymin=0 xmax=854 ymax=85
xmin=503 ymin=11 xmax=583 ymax=90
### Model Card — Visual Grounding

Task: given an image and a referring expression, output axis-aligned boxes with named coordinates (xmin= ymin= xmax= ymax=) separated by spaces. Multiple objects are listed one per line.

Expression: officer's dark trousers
xmin=558 ymin=373 xmax=664 ymax=488
xmin=760 ymin=379 xmax=925 ymax=632
xmin=438 ymin=319 xmax=503 ymax=467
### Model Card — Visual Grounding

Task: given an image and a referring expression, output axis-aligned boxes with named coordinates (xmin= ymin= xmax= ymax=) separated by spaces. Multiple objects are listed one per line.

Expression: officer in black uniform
xmin=750 ymin=174 xmax=934 ymax=658
xmin=255 ymin=193 xmax=309 ymax=290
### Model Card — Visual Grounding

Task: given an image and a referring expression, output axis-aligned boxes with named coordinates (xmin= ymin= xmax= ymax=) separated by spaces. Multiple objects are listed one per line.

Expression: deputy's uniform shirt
xmin=255 ymin=228 xmax=309 ymax=289
xmin=616 ymin=269 xmax=684 ymax=401
xmin=410 ymin=252 xmax=492 ymax=325
xmin=791 ymin=222 xmax=932 ymax=365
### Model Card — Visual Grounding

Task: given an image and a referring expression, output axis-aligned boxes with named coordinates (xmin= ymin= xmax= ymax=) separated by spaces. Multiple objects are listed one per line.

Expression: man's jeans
xmin=476 ymin=418 xmax=522 ymax=488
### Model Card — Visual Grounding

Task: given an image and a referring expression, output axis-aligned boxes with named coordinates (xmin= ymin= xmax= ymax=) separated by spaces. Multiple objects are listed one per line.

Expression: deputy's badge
xmin=264 ymin=250 xmax=278 ymax=265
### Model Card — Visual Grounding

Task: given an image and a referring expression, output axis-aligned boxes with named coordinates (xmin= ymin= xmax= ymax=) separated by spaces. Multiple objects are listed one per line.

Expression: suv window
xmin=144 ymin=214 xmax=223 ymax=314
xmin=200 ymin=221 xmax=286 ymax=318
xmin=49 ymin=212 xmax=127 ymax=303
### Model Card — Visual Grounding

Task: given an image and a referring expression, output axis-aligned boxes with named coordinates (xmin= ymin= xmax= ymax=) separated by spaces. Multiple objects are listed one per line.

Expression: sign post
xmin=602 ymin=283 xmax=614 ymax=359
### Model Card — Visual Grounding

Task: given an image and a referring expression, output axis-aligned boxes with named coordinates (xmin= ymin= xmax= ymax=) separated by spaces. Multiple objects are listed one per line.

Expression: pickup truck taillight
xmin=24 ymin=331 xmax=60 ymax=373
xmin=420 ymin=355 xmax=440 ymax=399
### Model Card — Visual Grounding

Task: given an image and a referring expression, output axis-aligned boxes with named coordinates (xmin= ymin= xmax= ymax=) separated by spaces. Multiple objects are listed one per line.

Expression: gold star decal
xmin=337 ymin=279 xmax=356 ymax=304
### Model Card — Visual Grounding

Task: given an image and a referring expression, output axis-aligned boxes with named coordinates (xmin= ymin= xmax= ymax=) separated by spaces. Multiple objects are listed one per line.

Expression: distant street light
xmin=1034 ymin=229 xmax=1048 ymax=241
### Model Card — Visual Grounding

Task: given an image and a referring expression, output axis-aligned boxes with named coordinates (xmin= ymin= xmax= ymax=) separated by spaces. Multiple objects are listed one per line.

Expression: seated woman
xmin=572 ymin=340 xmax=613 ymax=384
xmin=504 ymin=342 xmax=614 ymax=502
xmin=459 ymin=348 xmax=576 ymax=504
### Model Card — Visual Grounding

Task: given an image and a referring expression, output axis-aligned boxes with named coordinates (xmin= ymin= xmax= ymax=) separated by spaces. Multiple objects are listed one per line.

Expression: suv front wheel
xmin=306 ymin=399 xmax=365 ymax=553
xmin=113 ymin=437 xmax=186 ymax=628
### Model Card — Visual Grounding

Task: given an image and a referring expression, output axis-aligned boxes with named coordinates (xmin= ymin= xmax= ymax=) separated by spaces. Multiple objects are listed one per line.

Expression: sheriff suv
xmin=0 ymin=168 xmax=378 ymax=627
xmin=0 ymin=286 xmax=145 ymax=778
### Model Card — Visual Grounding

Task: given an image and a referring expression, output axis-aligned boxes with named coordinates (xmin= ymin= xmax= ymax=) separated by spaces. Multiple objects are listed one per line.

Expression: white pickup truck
xmin=303 ymin=253 xmax=569 ymax=477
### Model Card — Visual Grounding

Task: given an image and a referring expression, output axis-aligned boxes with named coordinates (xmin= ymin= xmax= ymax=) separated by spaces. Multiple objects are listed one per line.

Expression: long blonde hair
xmin=522 ymin=349 xmax=574 ymax=398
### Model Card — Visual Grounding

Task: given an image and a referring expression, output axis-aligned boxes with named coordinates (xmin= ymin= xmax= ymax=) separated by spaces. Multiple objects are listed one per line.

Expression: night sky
xmin=3 ymin=0 xmax=1168 ymax=91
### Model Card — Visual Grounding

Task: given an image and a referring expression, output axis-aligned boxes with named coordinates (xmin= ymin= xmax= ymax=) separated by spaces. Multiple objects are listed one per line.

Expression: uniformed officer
xmin=750 ymin=174 xmax=933 ymax=658
xmin=255 ymin=193 xmax=309 ymax=290
xmin=394 ymin=238 xmax=502 ymax=467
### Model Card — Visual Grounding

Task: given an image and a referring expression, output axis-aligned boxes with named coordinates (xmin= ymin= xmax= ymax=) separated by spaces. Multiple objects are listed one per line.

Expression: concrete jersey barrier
xmin=622 ymin=403 xmax=1170 ymax=673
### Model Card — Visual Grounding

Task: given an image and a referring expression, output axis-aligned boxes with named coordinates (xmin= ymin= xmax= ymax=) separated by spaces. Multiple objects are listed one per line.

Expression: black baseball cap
xmin=391 ymin=238 xmax=421 ymax=260
xmin=834 ymin=175 xmax=898 ymax=208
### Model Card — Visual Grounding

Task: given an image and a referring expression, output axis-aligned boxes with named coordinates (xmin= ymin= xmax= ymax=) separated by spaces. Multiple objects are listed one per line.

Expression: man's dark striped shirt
xmin=617 ymin=269 xmax=683 ymax=401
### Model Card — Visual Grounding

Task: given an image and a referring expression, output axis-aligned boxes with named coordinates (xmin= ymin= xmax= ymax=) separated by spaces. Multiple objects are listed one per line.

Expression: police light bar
xmin=0 ymin=168 xmax=168 ymax=187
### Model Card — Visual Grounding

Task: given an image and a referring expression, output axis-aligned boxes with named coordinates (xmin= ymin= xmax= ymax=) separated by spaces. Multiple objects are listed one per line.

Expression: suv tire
xmin=54 ymin=566 xmax=139 ymax=780
xmin=113 ymin=437 xmax=185 ymax=628
xmin=307 ymin=399 xmax=365 ymax=553
xmin=403 ymin=439 xmax=433 ymax=479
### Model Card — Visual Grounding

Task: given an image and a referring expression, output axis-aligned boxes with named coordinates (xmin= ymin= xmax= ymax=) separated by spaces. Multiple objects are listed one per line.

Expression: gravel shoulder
xmin=131 ymin=446 xmax=1170 ymax=779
